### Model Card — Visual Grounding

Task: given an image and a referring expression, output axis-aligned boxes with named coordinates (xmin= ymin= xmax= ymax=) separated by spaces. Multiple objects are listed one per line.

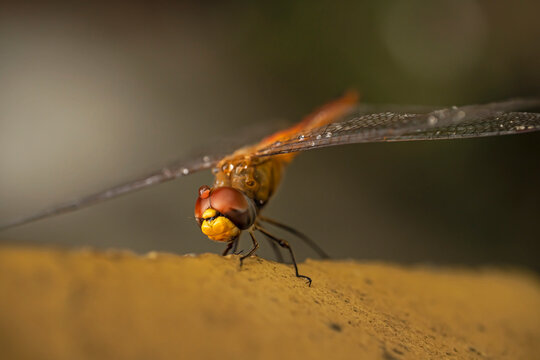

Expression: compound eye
xmin=209 ymin=187 xmax=256 ymax=230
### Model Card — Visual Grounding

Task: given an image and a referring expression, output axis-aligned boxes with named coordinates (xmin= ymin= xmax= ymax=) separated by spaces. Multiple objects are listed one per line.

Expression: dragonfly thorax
xmin=212 ymin=154 xmax=288 ymax=209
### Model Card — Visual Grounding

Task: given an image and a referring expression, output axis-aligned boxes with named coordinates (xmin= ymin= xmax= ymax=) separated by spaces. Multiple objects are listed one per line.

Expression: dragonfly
xmin=2 ymin=91 xmax=540 ymax=285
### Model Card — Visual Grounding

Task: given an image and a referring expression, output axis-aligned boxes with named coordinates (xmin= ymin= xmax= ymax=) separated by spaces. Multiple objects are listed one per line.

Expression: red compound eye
xmin=209 ymin=187 xmax=256 ymax=230
xmin=195 ymin=186 xmax=256 ymax=229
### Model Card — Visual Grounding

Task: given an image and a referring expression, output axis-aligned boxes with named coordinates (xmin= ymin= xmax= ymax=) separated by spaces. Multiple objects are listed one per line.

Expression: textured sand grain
xmin=0 ymin=246 xmax=539 ymax=359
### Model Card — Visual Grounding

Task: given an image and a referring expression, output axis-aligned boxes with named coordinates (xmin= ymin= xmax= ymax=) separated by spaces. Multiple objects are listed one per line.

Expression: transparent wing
xmin=0 ymin=154 xmax=218 ymax=231
xmin=253 ymin=98 xmax=540 ymax=157
xmin=0 ymin=121 xmax=285 ymax=231
xmin=2 ymin=97 xmax=539 ymax=230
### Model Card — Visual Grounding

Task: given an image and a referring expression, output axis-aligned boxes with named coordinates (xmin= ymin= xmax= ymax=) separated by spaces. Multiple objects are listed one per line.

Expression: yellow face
xmin=200 ymin=208 xmax=240 ymax=242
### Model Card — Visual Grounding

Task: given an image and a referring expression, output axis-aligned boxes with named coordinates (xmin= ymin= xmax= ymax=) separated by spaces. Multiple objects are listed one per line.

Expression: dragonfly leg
xmin=239 ymin=231 xmax=260 ymax=267
xmin=231 ymin=237 xmax=241 ymax=254
xmin=255 ymin=225 xmax=312 ymax=286
xmin=259 ymin=216 xmax=329 ymax=259
xmin=267 ymin=237 xmax=284 ymax=263
xmin=222 ymin=240 xmax=234 ymax=256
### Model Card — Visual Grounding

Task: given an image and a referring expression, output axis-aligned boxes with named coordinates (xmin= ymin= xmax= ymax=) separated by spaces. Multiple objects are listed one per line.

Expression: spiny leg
xmin=255 ymin=225 xmax=312 ymax=286
xmin=222 ymin=238 xmax=236 ymax=256
xmin=267 ymin=237 xmax=284 ymax=263
xmin=232 ymin=237 xmax=240 ymax=254
xmin=239 ymin=231 xmax=260 ymax=267
xmin=259 ymin=216 xmax=329 ymax=259
xmin=259 ymin=231 xmax=287 ymax=265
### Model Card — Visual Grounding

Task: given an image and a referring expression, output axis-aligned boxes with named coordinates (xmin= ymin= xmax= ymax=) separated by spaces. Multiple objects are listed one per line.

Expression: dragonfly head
xmin=194 ymin=185 xmax=256 ymax=242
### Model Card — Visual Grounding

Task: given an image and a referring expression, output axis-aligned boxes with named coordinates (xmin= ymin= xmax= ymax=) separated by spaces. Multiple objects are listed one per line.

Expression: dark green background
xmin=1 ymin=1 xmax=539 ymax=270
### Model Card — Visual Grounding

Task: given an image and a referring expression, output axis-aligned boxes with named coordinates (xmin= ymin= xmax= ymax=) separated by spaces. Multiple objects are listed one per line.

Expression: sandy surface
xmin=0 ymin=246 xmax=539 ymax=360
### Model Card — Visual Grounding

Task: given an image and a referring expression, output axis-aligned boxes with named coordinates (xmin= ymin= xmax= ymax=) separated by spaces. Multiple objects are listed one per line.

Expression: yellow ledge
xmin=0 ymin=245 xmax=539 ymax=360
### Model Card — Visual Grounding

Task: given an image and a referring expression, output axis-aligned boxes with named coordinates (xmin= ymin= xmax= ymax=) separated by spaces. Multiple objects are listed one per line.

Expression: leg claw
xmin=298 ymin=275 xmax=312 ymax=287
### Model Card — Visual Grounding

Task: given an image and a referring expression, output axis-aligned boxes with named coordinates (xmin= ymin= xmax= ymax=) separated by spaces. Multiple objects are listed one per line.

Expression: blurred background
xmin=1 ymin=0 xmax=539 ymax=270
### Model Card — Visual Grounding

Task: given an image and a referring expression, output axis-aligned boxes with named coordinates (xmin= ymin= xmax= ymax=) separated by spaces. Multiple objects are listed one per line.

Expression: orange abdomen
xmin=258 ymin=90 xmax=359 ymax=160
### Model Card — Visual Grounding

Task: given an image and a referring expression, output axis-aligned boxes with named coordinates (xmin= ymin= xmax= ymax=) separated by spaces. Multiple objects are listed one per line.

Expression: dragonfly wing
xmin=3 ymin=97 xmax=539 ymax=230
xmin=382 ymin=111 xmax=540 ymax=142
xmin=253 ymin=97 xmax=540 ymax=157
xmin=0 ymin=120 xmax=288 ymax=230
xmin=0 ymin=154 xmax=222 ymax=231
